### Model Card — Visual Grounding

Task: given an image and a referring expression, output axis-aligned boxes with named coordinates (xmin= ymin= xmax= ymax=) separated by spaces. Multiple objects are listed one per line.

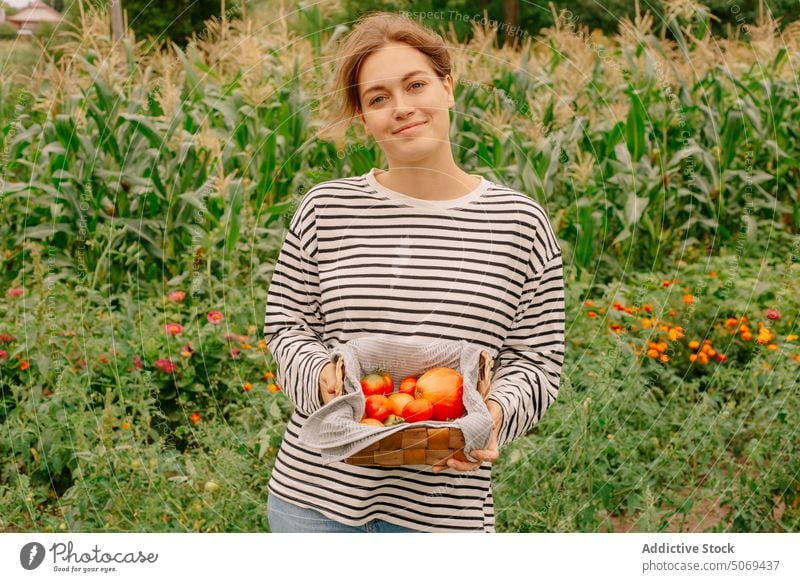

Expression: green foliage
xmin=493 ymin=254 xmax=800 ymax=532
xmin=123 ymin=0 xmax=241 ymax=47
xmin=0 ymin=23 xmax=17 ymax=40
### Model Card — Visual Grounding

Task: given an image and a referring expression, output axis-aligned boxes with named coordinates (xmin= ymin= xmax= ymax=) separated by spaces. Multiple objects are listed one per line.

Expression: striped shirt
xmin=263 ymin=168 xmax=565 ymax=532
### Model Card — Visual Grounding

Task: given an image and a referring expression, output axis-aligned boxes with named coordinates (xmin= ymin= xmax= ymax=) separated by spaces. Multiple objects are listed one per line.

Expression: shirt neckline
xmin=365 ymin=168 xmax=489 ymax=209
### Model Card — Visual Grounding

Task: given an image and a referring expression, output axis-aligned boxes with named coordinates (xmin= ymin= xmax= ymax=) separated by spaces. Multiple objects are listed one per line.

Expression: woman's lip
xmin=393 ymin=121 xmax=426 ymax=134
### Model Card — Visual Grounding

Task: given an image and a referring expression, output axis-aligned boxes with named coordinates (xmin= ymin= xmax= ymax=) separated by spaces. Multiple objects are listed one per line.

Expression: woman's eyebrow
xmin=361 ymin=70 xmax=429 ymax=98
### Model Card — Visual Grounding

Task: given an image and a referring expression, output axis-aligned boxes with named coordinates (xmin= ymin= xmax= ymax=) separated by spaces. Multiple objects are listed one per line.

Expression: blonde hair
xmin=318 ymin=12 xmax=452 ymax=141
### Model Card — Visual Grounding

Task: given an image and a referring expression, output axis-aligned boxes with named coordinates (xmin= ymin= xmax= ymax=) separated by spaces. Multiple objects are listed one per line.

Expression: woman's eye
xmin=370 ymin=95 xmax=386 ymax=106
xmin=410 ymin=81 xmax=425 ymax=90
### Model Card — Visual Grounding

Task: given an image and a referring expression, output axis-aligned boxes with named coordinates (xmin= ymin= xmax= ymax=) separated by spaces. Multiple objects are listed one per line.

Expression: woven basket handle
xmin=477 ymin=350 xmax=493 ymax=402
xmin=333 ymin=354 xmax=345 ymax=396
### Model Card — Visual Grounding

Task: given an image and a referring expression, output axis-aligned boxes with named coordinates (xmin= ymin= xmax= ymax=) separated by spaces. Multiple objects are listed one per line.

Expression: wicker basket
xmin=336 ymin=350 xmax=493 ymax=466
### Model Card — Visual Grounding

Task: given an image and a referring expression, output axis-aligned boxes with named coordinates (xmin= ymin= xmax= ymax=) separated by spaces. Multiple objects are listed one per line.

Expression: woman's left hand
xmin=432 ymin=400 xmax=503 ymax=473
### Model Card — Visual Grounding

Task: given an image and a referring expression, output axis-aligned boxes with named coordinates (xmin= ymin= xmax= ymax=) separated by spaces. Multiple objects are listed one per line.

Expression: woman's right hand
xmin=319 ymin=361 xmax=339 ymax=405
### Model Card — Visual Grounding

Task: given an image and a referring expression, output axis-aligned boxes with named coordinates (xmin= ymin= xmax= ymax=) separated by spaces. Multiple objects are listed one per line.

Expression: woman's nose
xmin=393 ymin=95 xmax=413 ymax=117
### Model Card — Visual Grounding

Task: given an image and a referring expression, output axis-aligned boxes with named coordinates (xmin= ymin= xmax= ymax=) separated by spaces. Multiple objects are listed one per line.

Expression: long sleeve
xmin=488 ymin=251 xmax=565 ymax=448
xmin=263 ymin=196 xmax=330 ymax=416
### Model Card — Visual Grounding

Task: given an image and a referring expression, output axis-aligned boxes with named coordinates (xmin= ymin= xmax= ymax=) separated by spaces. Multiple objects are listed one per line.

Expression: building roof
xmin=6 ymin=0 xmax=62 ymax=24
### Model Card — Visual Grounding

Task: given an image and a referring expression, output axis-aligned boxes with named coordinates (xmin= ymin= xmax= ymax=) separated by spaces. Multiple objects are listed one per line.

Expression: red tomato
xmin=401 ymin=398 xmax=433 ymax=423
xmin=360 ymin=370 xmax=393 ymax=396
xmin=364 ymin=394 xmax=391 ymax=422
xmin=415 ymin=367 xmax=464 ymax=421
xmin=398 ymin=376 xmax=417 ymax=396
xmin=387 ymin=392 xmax=414 ymax=416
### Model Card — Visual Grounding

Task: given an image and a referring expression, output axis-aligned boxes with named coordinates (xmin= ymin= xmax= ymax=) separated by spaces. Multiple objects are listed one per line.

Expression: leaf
xmin=625 ymin=89 xmax=647 ymax=162
xmin=720 ymin=110 xmax=744 ymax=168
xmin=224 ymin=179 xmax=244 ymax=253
xmin=625 ymin=193 xmax=650 ymax=227
xmin=119 ymin=113 xmax=165 ymax=150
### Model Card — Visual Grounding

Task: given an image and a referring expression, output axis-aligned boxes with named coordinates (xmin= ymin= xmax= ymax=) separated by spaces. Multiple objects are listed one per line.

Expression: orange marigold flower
xmin=583 ymin=300 xmax=596 ymax=307
xmin=725 ymin=318 xmax=738 ymax=327
xmin=715 ymin=353 xmax=727 ymax=362
xmin=668 ymin=309 xmax=677 ymax=317
xmin=243 ymin=383 xmax=253 ymax=392
xmin=682 ymin=294 xmax=694 ymax=305
xmin=267 ymin=384 xmax=281 ymax=393
xmin=739 ymin=324 xmax=750 ymax=334
xmin=641 ymin=318 xmax=653 ymax=329
xmin=767 ymin=344 xmax=778 ymax=351
xmin=688 ymin=340 xmax=700 ymax=350
xmin=659 ymin=354 xmax=669 ymax=363
xmin=240 ymin=342 xmax=253 ymax=349
xmin=697 ymin=352 xmax=709 ymax=365
xmin=20 ymin=360 xmax=30 ymax=370
xmin=643 ymin=304 xmax=652 ymax=313
xmin=121 ymin=420 xmax=130 ymax=430
xmin=646 ymin=349 xmax=660 ymax=359
xmin=263 ymin=371 xmax=275 ymax=380
xmin=741 ymin=332 xmax=753 ymax=341
xmin=189 ymin=412 xmax=202 ymax=424
xmin=787 ymin=335 xmax=798 ymax=342
xmin=689 ymin=354 xmax=698 ymax=363
xmin=656 ymin=341 xmax=668 ymax=353
xmin=610 ymin=323 xmax=622 ymax=332
xmin=624 ymin=306 xmax=635 ymax=314
xmin=792 ymin=355 xmax=800 ymax=364
xmin=708 ymin=271 xmax=717 ymax=278
xmin=587 ymin=311 xmax=597 ymax=318
xmin=667 ymin=328 xmax=684 ymax=341
xmin=661 ymin=280 xmax=672 ymax=287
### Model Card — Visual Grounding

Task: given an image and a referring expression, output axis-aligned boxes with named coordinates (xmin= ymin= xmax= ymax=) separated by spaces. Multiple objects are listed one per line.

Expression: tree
xmin=122 ymin=0 xmax=240 ymax=46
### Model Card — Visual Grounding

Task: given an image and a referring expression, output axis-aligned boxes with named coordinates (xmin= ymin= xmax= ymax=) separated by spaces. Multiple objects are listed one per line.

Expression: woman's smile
xmin=393 ymin=120 xmax=427 ymax=135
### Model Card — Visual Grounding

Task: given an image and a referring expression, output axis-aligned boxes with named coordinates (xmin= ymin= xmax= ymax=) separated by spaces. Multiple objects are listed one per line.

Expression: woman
xmin=263 ymin=12 xmax=565 ymax=532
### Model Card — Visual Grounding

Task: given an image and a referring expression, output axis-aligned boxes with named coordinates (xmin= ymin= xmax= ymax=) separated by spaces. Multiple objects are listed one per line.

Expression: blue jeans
xmin=267 ymin=494 xmax=418 ymax=533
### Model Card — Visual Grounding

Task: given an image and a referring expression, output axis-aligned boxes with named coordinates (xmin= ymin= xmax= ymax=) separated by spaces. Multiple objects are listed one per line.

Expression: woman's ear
xmin=356 ymin=107 xmax=371 ymax=136
xmin=443 ymin=74 xmax=456 ymax=109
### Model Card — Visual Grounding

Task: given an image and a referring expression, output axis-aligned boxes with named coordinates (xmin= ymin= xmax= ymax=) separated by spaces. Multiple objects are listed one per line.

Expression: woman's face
xmin=356 ymin=42 xmax=455 ymax=166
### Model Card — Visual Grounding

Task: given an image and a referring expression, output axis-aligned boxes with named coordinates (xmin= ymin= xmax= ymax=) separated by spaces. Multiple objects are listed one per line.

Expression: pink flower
xmin=766 ymin=309 xmax=780 ymax=321
xmin=165 ymin=322 xmax=183 ymax=335
xmin=0 ymin=350 xmax=7 ymax=360
xmin=132 ymin=355 xmax=144 ymax=369
xmin=154 ymin=359 xmax=177 ymax=373
xmin=230 ymin=348 xmax=241 ymax=359
xmin=169 ymin=290 xmax=186 ymax=302
xmin=207 ymin=311 xmax=224 ymax=324
xmin=0 ymin=333 xmax=14 ymax=343
xmin=7 ymin=288 xmax=23 ymax=297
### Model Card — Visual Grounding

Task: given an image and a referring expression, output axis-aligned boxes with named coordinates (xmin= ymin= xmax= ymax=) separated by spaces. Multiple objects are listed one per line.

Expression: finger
xmin=445 ymin=458 xmax=480 ymax=472
xmin=464 ymin=449 xmax=498 ymax=463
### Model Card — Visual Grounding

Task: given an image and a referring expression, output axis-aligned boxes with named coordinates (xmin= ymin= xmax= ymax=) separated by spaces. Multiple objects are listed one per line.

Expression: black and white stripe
xmin=263 ymin=171 xmax=564 ymax=532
